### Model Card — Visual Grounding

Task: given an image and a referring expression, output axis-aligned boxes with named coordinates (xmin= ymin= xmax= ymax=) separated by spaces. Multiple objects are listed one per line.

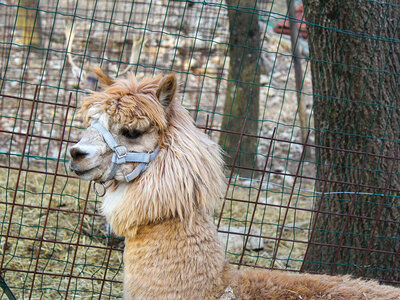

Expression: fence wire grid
xmin=1 ymin=0 xmax=400 ymax=299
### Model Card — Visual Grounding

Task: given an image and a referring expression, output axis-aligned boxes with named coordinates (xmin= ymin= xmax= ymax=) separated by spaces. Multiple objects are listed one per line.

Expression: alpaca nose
xmin=70 ymin=147 xmax=89 ymax=160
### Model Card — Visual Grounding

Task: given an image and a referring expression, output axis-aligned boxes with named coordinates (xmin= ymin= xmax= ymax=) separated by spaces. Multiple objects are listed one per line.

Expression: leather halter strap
xmin=90 ymin=120 xmax=159 ymax=183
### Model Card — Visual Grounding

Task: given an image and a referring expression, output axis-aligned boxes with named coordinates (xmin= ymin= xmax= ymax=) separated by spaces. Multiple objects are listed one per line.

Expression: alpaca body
xmin=108 ymin=202 xmax=400 ymax=300
xmin=69 ymin=70 xmax=400 ymax=300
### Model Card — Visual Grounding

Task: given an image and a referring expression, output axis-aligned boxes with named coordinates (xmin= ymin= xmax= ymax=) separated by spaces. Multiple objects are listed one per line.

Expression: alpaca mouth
xmin=70 ymin=165 xmax=98 ymax=177
xmin=74 ymin=169 xmax=92 ymax=176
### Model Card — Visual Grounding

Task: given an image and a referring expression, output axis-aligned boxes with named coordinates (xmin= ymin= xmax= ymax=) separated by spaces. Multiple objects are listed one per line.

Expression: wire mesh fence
xmin=0 ymin=0 xmax=399 ymax=299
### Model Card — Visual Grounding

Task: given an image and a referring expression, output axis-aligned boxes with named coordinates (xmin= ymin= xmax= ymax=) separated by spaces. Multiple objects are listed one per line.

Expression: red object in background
xmin=273 ymin=3 xmax=307 ymax=39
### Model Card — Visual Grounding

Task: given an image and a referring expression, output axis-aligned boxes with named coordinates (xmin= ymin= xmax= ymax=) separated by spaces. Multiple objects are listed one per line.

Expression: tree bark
xmin=302 ymin=0 xmax=400 ymax=283
xmin=219 ymin=0 xmax=261 ymax=177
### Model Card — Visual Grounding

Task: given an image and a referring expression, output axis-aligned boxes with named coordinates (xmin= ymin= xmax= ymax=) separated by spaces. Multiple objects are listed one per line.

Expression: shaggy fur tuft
xmin=81 ymin=73 xmax=168 ymax=132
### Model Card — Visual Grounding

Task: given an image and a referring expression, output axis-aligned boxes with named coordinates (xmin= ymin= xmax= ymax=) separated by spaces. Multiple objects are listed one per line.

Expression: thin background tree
xmin=219 ymin=0 xmax=261 ymax=177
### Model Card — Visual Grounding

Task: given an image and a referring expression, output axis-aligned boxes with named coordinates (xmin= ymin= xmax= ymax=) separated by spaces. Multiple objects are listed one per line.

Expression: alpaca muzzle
xmin=90 ymin=120 xmax=159 ymax=195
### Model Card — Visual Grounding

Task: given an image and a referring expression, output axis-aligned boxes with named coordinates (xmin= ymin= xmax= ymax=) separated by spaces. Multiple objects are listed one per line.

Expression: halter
xmin=90 ymin=120 xmax=159 ymax=196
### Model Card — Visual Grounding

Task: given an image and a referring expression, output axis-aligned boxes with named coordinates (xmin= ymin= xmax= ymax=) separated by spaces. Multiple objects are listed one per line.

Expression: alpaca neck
xmin=123 ymin=211 xmax=227 ymax=300
xmin=102 ymin=102 xmax=225 ymax=237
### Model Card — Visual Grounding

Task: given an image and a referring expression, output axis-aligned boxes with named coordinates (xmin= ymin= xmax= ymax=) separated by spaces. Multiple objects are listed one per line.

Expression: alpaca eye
xmin=121 ymin=128 xmax=143 ymax=139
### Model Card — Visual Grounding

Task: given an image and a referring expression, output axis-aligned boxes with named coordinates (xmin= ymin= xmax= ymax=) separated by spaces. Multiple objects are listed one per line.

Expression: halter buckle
xmin=114 ymin=145 xmax=127 ymax=159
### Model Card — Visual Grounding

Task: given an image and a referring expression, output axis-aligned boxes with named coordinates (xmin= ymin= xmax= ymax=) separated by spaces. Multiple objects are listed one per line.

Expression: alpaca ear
xmin=156 ymin=73 xmax=176 ymax=109
xmin=90 ymin=66 xmax=115 ymax=86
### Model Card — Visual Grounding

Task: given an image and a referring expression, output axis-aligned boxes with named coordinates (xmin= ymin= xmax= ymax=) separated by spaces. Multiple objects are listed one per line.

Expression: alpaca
xmin=69 ymin=68 xmax=400 ymax=300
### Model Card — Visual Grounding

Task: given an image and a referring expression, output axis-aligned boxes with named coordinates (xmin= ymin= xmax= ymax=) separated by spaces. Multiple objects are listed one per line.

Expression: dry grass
xmin=217 ymin=170 xmax=315 ymax=270
xmin=0 ymin=156 xmax=124 ymax=299
xmin=0 ymin=153 xmax=315 ymax=299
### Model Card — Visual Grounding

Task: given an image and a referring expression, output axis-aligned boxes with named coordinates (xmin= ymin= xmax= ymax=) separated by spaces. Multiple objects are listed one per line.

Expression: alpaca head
xmin=69 ymin=68 xmax=176 ymax=183
xmin=69 ymin=68 xmax=225 ymax=229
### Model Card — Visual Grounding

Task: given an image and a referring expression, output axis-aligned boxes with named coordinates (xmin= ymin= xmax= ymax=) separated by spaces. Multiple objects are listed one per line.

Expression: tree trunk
xmin=219 ymin=0 xmax=260 ymax=177
xmin=302 ymin=0 xmax=400 ymax=283
xmin=16 ymin=0 xmax=42 ymax=47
